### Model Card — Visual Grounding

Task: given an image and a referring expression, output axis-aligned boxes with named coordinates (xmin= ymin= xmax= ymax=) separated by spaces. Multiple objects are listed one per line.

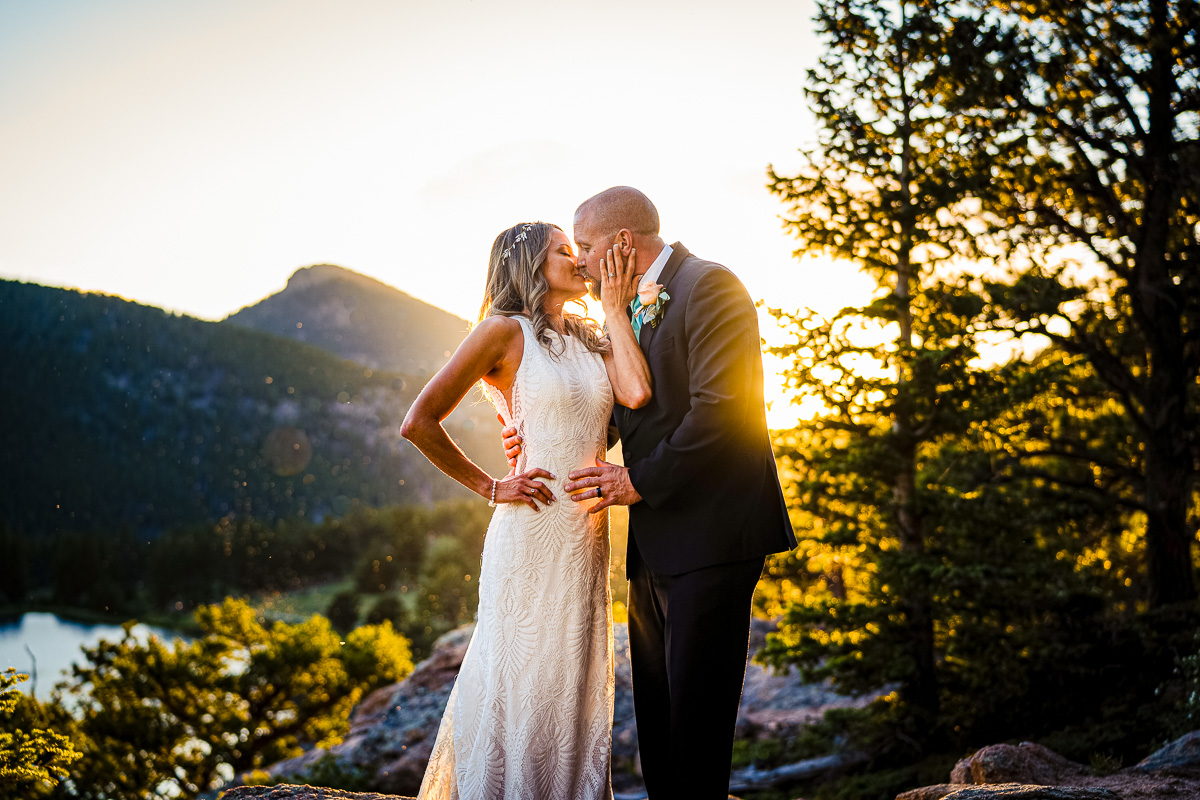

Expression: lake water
xmin=0 ymin=612 xmax=185 ymax=698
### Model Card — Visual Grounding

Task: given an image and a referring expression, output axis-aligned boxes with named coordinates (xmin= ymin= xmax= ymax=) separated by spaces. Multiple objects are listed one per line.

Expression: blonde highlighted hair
xmin=478 ymin=222 xmax=607 ymax=356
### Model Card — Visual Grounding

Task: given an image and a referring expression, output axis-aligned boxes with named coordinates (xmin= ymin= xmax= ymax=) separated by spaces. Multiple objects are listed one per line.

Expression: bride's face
xmin=541 ymin=228 xmax=588 ymax=305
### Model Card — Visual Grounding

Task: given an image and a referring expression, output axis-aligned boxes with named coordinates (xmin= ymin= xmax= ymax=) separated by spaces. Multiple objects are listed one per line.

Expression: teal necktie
xmin=630 ymin=299 xmax=644 ymax=343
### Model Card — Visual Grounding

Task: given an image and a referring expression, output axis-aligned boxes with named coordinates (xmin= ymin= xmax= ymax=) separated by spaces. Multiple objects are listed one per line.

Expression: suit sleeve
xmin=626 ymin=268 xmax=757 ymax=507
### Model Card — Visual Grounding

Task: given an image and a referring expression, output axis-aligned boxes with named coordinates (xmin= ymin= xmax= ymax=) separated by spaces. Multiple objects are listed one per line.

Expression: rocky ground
xmin=897 ymin=732 xmax=1200 ymax=800
xmin=231 ymin=619 xmax=1200 ymax=800
xmin=245 ymin=618 xmax=868 ymax=797
xmin=225 ymin=731 xmax=1200 ymax=800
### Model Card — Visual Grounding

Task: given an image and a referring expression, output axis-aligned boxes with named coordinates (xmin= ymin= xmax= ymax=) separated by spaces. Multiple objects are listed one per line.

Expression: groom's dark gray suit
xmin=617 ymin=243 xmax=796 ymax=798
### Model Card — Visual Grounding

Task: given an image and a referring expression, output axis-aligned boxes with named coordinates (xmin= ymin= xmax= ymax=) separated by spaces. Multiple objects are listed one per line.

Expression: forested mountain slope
xmin=226 ymin=264 xmax=470 ymax=379
xmin=0 ymin=279 xmax=505 ymax=536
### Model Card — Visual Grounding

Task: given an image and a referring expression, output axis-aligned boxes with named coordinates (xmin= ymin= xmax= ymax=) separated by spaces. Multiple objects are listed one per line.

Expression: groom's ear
xmin=613 ymin=229 xmax=633 ymax=256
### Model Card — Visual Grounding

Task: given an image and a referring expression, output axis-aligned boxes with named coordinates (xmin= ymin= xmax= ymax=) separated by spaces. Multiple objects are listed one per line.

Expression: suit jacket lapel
xmin=636 ymin=242 xmax=688 ymax=358
xmin=620 ymin=243 xmax=689 ymax=440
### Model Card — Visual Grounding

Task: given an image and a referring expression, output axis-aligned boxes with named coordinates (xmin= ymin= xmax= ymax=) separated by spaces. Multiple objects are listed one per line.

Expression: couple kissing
xmin=400 ymin=185 xmax=796 ymax=799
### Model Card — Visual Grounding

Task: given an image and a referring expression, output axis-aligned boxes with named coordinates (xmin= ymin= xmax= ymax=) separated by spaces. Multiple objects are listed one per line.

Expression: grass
xmin=242 ymin=578 xmax=359 ymax=623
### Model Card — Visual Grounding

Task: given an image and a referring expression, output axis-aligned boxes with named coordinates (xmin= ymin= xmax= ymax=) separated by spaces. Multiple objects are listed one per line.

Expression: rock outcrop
xmin=224 ymin=788 xmax=411 ymax=800
xmin=250 ymin=617 xmax=867 ymax=796
xmin=900 ymin=788 xmax=1119 ymax=799
xmin=261 ymin=625 xmax=472 ymax=794
xmin=949 ymin=743 xmax=1095 ymax=786
xmin=897 ymin=733 xmax=1200 ymax=800
xmin=1132 ymin=729 xmax=1200 ymax=773
xmin=229 ymin=731 xmax=1200 ymax=800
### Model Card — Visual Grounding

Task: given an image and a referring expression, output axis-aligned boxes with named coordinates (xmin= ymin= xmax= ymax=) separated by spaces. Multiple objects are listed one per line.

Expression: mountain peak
xmin=227 ymin=264 xmax=470 ymax=377
xmin=285 ymin=264 xmax=395 ymax=294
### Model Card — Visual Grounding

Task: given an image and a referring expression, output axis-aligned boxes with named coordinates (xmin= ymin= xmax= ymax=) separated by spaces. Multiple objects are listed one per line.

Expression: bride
xmin=400 ymin=221 xmax=649 ymax=799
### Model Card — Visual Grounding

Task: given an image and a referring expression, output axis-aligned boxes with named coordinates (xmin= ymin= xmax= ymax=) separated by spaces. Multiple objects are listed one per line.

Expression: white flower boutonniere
xmin=636 ymin=283 xmax=671 ymax=328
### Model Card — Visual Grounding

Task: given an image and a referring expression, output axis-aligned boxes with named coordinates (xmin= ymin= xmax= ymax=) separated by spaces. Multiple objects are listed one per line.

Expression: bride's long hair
xmin=478 ymin=221 xmax=607 ymax=357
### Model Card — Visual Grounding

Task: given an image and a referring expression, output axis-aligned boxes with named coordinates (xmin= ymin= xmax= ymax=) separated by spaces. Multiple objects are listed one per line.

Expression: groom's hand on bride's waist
xmin=499 ymin=418 xmax=522 ymax=469
xmin=565 ymin=458 xmax=642 ymax=513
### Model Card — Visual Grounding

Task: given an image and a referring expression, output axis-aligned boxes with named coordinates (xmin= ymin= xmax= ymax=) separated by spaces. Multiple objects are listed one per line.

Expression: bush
xmin=326 ymin=590 xmax=361 ymax=632
xmin=366 ymin=594 xmax=408 ymax=629
xmin=51 ymin=598 xmax=412 ymax=799
xmin=0 ymin=670 xmax=80 ymax=794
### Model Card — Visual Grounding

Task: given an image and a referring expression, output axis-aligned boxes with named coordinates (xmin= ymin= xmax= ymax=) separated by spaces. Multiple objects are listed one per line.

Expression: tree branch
xmin=989 ymin=465 xmax=1146 ymax=512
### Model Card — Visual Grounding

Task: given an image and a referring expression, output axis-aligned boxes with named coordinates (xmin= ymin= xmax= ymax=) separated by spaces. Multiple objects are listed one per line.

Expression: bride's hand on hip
xmin=599 ymin=246 xmax=639 ymax=320
xmin=495 ymin=467 xmax=556 ymax=510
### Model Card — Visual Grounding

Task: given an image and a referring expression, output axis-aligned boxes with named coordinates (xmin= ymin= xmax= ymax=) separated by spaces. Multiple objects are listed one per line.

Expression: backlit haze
xmin=0 ymin=0 xmax=874 ymax=428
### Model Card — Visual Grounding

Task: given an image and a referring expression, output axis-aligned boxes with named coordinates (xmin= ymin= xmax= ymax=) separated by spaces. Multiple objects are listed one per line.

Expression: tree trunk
xmin=1143 ymin=438 xmax=1196 ymax=606
xmin=1133 ymin=0 xmax=1196 ymax=606
xmin=893 ymin=2 xmax=940 ymax=721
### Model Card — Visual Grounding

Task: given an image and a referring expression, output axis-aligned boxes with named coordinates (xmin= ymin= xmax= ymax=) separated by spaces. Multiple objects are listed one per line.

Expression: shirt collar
xmin=638 ymin=244 xmax=674 ymax=288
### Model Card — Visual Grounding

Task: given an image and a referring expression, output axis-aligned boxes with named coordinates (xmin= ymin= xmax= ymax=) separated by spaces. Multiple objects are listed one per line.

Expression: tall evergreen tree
xmin=760 ymin=0 xmax=1200 ymax=787
xmin=944 ymin=0 xmax=1200 ymax=605
xmin=767 ymin=0 xmax=995 ymax=729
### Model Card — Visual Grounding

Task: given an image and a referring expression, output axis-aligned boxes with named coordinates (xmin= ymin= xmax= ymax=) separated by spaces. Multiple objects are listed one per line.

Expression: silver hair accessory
xmin=501 ymin=224 xmax=534 ymax=262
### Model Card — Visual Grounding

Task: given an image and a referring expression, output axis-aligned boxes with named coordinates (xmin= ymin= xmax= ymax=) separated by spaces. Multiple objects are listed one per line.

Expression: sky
xmin=0 ymin=0 xmax=874 ymax=427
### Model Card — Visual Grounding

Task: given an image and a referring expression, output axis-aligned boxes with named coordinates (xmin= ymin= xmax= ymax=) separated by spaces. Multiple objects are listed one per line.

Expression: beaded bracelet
xmin=488 ymin=479 xmax=497 ymax=507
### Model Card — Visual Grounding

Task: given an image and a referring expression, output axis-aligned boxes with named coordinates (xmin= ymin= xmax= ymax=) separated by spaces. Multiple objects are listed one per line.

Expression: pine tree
xmin=944 ymin=0 xmax=1200 ymax=605
xmin=766 ymin=0 xmax=996 ymax=731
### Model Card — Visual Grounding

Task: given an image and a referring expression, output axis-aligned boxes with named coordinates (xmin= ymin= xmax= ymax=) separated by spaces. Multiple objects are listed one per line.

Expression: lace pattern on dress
xmin=418 ymin=315 xmax=616 ymax=800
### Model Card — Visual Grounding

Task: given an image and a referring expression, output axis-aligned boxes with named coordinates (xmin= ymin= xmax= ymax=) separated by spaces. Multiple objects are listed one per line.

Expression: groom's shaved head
xmin=575 ymin=186 xmax=660 ymax=238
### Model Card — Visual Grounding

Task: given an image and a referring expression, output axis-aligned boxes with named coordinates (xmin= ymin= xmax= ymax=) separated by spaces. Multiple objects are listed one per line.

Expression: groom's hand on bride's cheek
xmin=564 ymin=458 xmax=642 ymax=513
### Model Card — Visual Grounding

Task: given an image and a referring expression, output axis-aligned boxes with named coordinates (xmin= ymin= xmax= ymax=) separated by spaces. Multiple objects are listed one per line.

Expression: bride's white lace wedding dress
xmin=417 ymin=315 xmax=616 ymax=800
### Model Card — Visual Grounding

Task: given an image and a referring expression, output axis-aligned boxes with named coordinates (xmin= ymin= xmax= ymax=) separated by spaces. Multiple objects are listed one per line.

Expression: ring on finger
xmin=596 ymin=486 xmax=603 ymax=499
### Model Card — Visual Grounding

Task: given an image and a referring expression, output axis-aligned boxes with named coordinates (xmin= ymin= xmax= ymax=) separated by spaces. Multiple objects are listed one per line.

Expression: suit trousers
xmin=627 ymin=537 xmax=765 ymax=799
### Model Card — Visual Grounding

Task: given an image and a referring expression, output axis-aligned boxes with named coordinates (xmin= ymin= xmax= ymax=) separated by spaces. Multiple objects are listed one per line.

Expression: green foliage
xmin=731 ymin=722 xmax=835 ymax=770
xmin=767 ymin=0 xmax=1008 ymax=734
xmin=144 ymin=503 xmax=439 ymax=611
xmin=6 ymin=499 xmax=485 ymax=626
xmin=1159 ymin=630 xmax=1200 ymax=741
xmin=326 ymin=590 xmax=361 ymax=632
xmin=940 ymin=0 xmax=1200 ymax=605
xmin=763 ymin=1 xmax=1200 ymax=796
xmin=49 ymin=598 xmax=411 ymax=799
xmin=414 ymin=535 xmax=480 ymax=645
xmin=365 ymin=594 xmax=408 ymax=629
xmin=0 ymin=669 xmax=80 ymax=794
xmin=356 ymin=548 xmax=405 ymax=593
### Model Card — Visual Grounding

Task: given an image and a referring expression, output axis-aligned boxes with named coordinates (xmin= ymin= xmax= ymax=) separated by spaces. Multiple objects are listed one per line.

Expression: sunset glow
xmin=0 ymin=0 xmax=874 ymax=428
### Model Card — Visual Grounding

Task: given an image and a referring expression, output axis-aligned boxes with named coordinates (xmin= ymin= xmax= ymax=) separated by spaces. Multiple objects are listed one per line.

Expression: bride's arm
xmin=600 ymin=247 xmax=652 ymax=409
xmin=400 ymin=316 xmax=555 ymax=510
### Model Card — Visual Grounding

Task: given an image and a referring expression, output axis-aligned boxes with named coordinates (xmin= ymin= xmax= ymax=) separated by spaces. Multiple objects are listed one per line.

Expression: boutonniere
xmin=636 ymin=283 xmax=671 ymax=328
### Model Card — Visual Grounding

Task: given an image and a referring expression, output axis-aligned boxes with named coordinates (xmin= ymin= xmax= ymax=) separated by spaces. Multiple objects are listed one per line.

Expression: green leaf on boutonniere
xmin=646 ymin=292 xmax=670 ymax=328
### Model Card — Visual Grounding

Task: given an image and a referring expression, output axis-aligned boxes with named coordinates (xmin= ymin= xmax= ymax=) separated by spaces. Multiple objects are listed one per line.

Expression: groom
xmin=507 ymin=186 xmax=796 ymax=798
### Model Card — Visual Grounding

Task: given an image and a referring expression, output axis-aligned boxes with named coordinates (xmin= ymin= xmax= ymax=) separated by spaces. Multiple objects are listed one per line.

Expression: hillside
xmin=0 ymin=279 xmax=507 ymax=536
xmin=226 ymin=264 xmax=470 ymax=378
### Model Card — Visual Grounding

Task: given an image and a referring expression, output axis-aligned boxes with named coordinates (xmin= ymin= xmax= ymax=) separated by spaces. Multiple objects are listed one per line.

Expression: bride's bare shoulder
xmin=471 ymin=314 xmax=523 ymax=337
xmin=465 ymin=315 xmax=524 ymax=368
xmin=468 ymin=315 xmax=524 ymax=352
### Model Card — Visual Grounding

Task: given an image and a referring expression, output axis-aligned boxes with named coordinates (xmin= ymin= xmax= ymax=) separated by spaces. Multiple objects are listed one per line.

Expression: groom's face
xmin=572 ymin=212 xmax=617 ymax=300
